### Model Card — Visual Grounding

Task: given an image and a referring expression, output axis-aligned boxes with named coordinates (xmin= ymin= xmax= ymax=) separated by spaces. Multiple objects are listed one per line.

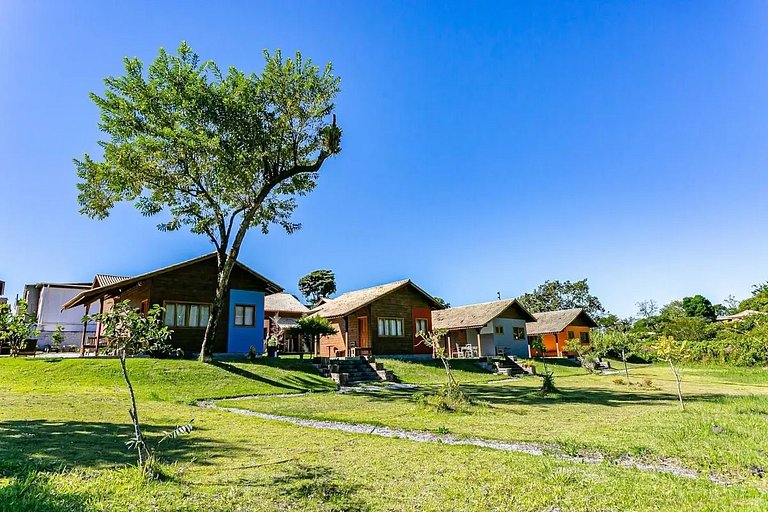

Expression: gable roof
xmin=312 ymin=279 xmax=441 ymax=319
xmin=93 ymin=274 xmax=129 ymax=288
xmin=525 ymin=308 xmax=598 ymax=335
xmin=264 ymin=293 xmax=309 ymax=314
xmin=62 ymin=253 xmax=282 ymax=310
xmin=432 ymin=299 xmax=536 ymax=330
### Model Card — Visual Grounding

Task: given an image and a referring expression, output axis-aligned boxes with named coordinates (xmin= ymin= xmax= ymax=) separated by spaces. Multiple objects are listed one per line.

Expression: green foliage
xmin=50 ymin=325 xmax=65 ymax=348
xmin=517 ymin=278 xmax=605 ymax=319
xmin=88 ymin=301 xmax=172 ymax=356
xmin=75 ymin=42 xmax=342 ymax=358
xmin=0 ymin=300 xmax=38 ymax=357
xmin=298 ymin=270 xmax=337 ymax=306
xmin=539 ymin=371 xmax=558 ymax=395
xmin=681 ymin=295 xmax=716 ymax=320
xmin=432 ymin=297 xmax=450 ymax=309
xmin=290 ymin=316 xmax=338 ymax=354
xmin=738 ymin=282 xmax=768 ymax=313
xmin=652 ymin=336 xmax=692 ymax=410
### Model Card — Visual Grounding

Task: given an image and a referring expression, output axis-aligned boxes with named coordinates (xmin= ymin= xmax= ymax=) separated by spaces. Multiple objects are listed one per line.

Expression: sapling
xmin=417 ymin=329 xmax=471 ymax=409
xmin=653 ymin=335 xmax=691 ymax=411
xmin=50 ymin=324 xmax=65 ymax=351
xmin=529 ymin=336 xmax=557 ymax=395
xmin=87 ymin=300 xmax=192 ymax=476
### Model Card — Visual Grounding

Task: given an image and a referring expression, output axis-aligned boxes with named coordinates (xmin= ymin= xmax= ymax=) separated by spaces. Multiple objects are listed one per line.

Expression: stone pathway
xmin=197 ymin=399 xmax=728 ymax=485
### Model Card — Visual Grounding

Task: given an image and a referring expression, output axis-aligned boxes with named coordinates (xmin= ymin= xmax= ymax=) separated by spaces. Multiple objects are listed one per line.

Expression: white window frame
xmin=378 ymin=317 xmax=404 ymax=337
xmin=163 ymin=302 xmax=211 ymax=328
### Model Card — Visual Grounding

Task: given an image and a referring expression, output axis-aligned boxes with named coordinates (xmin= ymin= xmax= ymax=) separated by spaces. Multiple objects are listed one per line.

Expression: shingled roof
xmin=312 ymin=279 xmax=440 ymax=319
xmin=432 ymin=299 xmax=535 ymax=330
xmin=63 ymin=253 xmax=282 ymax=309
xmin=526 ymin=308 xmax=598 ymax=335
xmin=264 ymin=293 xmax=309 ymax=314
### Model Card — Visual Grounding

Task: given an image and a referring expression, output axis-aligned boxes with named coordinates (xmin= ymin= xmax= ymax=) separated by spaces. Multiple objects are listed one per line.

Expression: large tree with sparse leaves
xmin=75 ymin=42 xmax=342 ymax=361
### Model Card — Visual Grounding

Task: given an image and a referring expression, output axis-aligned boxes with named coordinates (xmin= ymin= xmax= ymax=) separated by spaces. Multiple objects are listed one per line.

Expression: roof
xmin=716 ymin=310 xmax=763 ymax=322
xmin=264 ymin=293 xmax=309 ymax=314
xmin=432 ymin=299 xmax=536 ymax=330
xmin=312 ymin=279 xmax=441 ymax=319
xmin=26 ymin=282 xmax=92 ymax=290
xmin=93 ymin=274 xmax=129 ymax=287
xmin=62 ymin=253 xmax=282 ymax=309
xmin=526 ymin=308 xmax=598 ymax=335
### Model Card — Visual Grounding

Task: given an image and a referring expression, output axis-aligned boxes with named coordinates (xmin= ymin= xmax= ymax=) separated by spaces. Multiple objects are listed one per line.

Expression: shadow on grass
xmin=210 ymin=360 xmax=333 ymax=393
xmin=0 ymin=470 xmax=92 ymax=512
xmin=344 ymin=379 xmax=733 ymax=410
xmin=0 ymin=419 xmax=242 ymax=478
xmin=271 ymin=463 xmax=370 ymax=512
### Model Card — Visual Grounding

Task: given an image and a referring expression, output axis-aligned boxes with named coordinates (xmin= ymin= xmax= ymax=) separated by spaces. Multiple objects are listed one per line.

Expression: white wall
xmin=35 ymin=285 xmax=100 ymax=334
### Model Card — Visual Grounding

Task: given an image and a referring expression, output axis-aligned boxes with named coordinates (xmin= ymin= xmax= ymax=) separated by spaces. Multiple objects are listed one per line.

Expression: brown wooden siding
xmin=369 ymin=286 xmax=437 ymax=355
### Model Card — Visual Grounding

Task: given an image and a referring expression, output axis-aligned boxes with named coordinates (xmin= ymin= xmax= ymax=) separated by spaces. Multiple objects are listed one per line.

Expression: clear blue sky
xmin=1 ymin=1 xmax=767 ymax=317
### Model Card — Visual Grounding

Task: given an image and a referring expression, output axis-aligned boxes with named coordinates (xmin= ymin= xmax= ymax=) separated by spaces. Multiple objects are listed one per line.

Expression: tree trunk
xmin=669 ymin=360 xmax=685 ymax=411
xmin=120 ymin=351 xmax=150 ymax=470
xmin=622 ymin=349 xmax=631 ymax=384
xmin=199 ymin=215 xmax=256 ymax=362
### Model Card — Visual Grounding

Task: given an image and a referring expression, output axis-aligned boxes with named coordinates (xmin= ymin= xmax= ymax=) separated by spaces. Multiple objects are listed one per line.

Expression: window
xmin=567 ymin=331 xmax=575 ymax=339
xmin=164 ymin=302 xmax=210 ymax=328
xmin=494 ymin=325 xmax=504 ymax=335
xmin=378 ymin=318 xmax=403 ymax=337
xmin=415 ymin=318 xmax=428 ymax=333
xmin=234 ymin=305 xmax=256 ymax=327
xmin=580 ymin=331 xmax=590 ymax=343
xmin=513 ymin=327 xmax=525 ymax=340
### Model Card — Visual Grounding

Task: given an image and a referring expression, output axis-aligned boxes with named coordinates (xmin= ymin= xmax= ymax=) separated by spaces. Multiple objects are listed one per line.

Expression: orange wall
xmin=532 ymin=325 xmax=591 ymax=356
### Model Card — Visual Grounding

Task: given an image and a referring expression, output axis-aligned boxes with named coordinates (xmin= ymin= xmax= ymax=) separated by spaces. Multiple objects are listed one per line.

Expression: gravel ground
xmin=197 ymin=399 xmax=728 ymax=484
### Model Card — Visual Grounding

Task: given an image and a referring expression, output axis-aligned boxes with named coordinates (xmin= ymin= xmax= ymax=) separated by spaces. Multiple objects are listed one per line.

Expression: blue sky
xmin=1 ymin=1 xmax=767 ymax=316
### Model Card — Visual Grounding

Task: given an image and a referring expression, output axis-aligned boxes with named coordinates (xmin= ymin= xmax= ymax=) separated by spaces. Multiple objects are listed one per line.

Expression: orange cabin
xmin=525 ymin=308 xmax=598 ymax=358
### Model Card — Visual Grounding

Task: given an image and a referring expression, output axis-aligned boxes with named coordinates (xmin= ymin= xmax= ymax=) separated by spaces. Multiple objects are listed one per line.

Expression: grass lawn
xmin=222 ymin=359 xmax=768 ymax=483
xmin=1 ymin=356 xmax=767 ymax=511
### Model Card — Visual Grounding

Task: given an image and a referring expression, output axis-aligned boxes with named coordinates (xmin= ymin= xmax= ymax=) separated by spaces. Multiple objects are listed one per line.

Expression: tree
xmin=50 ymin=324 xmax=65 ymax=350
xmin=591 ymin=329 xmax=634 ymax=384
xmin=87 ymin=300 xmax=187 ymax=475
xmin=0 ymin=300 xmax=38 ymax=357
xmin=529 ymin=337 xmax=557 ymax=394
xmin=636 ymin=299 xmax=659 ymax=319
xmin=75 ymin=42 xmax=342 ymax=362
xmin=517 ymin=279 xmax=605 ymax=319
xmin=738 ymin=282 xmax=768 ymax=313
xmin=681 ymin=295 xmax=716 ymax=320
xmin=416 ymin=328 xmax=470 ymax=410
xmin=298 ymin=270 xmax=336 ymax=306
xmin=289 ymin=316 xmax=337 ymax=357
xmin=432 ymin=297 xmax=451 ymax=309
xmin=652 ymin=336 xmax=691 ymax=411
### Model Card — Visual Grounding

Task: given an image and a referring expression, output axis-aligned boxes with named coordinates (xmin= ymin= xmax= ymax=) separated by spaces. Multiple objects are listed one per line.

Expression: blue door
xmin=227 ymin=289 xmax=265 ymax=353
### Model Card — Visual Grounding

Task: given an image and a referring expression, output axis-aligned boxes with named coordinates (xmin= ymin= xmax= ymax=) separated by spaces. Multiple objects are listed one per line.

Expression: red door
xmin=412 ymin=308 xmax=433 ymax=354
xmin=358 ymin=317 xmax=370 ymax=356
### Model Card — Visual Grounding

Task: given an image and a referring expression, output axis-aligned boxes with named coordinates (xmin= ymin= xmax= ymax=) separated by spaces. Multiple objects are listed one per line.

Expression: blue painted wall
xmin=227 ymin=289 xmax=265 ymax=353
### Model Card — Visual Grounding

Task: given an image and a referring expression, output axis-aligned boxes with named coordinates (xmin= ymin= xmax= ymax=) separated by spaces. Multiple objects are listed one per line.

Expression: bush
xmin=539 ymin=372 xmax=558 ymax=395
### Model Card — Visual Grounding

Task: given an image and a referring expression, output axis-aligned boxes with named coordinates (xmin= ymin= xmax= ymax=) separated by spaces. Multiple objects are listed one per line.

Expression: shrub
xmin=539 ymin=372 xmax=558 ymax=395
xmin=612 ymin=378 xmax=627 ymax=386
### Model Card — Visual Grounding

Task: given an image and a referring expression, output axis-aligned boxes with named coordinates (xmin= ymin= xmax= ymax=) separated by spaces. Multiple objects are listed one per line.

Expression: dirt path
xmin=197 ymin=399 xmax=728 ymax=485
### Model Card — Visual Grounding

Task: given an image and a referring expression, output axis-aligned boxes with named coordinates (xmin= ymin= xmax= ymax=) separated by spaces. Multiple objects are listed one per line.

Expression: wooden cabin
xmin=432 ymin=299 xmax=536 ymax=358
xmin=63 ymin=253 xmax=282 ymax=355
xmin=312 ymin=279 xmax=444 ymax=357
xmin=264 ymin=292 xmax=309 ymax=354
xmin=526 ymin=308 xmax=598 ymax=357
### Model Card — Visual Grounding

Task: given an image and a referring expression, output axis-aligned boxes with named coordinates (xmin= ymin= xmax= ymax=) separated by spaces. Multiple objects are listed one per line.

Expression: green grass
xmin=1 ymin=356 xmax=767 ymax=511
xmin=222 ymin=360 xmax=768 ymax=482
xmin=0 ymin=357 xmax=335 ymax=402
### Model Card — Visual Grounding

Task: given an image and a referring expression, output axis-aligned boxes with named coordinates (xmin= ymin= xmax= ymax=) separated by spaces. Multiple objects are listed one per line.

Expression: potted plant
xmin=266 ymin=336 xmax=279 ymax=358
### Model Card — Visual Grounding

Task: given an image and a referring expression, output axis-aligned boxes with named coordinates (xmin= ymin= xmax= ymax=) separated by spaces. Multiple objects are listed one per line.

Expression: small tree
xmin=591 ymin=329 xmax=634 ymax=384
xmin=87 ymin=300 xmax=189 ymax=475
xmin=564 ymin=338 xmax=597 ymax=374
xmin=298 ymin=270 xmax=337 ymax=307
xmin=50 ymin=324 xmax=65 ymax=350
xmin=417 ymin=329 xmax=470 ymax=410
xmin=529 ymin=336 xmax=557 ymax=394
xmin=0 ymin=300 xmax=38 ymax=357
xmin=289 ymin=316 xmax=337 ymax=357
xmin=653 ymin=336 xmax=691 ymax=411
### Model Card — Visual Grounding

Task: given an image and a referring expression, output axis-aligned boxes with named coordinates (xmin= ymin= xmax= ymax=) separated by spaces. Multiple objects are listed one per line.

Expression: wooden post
xmin=556 ymin=332 xmax=562 ymax=358
xmin=447 ymin=333 xmax=452 ymax=359
xmin=79 ymin=302 xmax=90 ymax=357
xmin=343 ymin=316 xmax=349 ymax=356
xmin=94 ymin=297 xmax=104 ymax=356
xmin=476 ymin=328 xmax=483 ymax=358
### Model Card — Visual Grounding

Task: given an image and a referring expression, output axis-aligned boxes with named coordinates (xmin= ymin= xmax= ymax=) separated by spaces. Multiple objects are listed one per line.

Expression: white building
xmin=23 ymin=283 xmax=101 ymax=349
